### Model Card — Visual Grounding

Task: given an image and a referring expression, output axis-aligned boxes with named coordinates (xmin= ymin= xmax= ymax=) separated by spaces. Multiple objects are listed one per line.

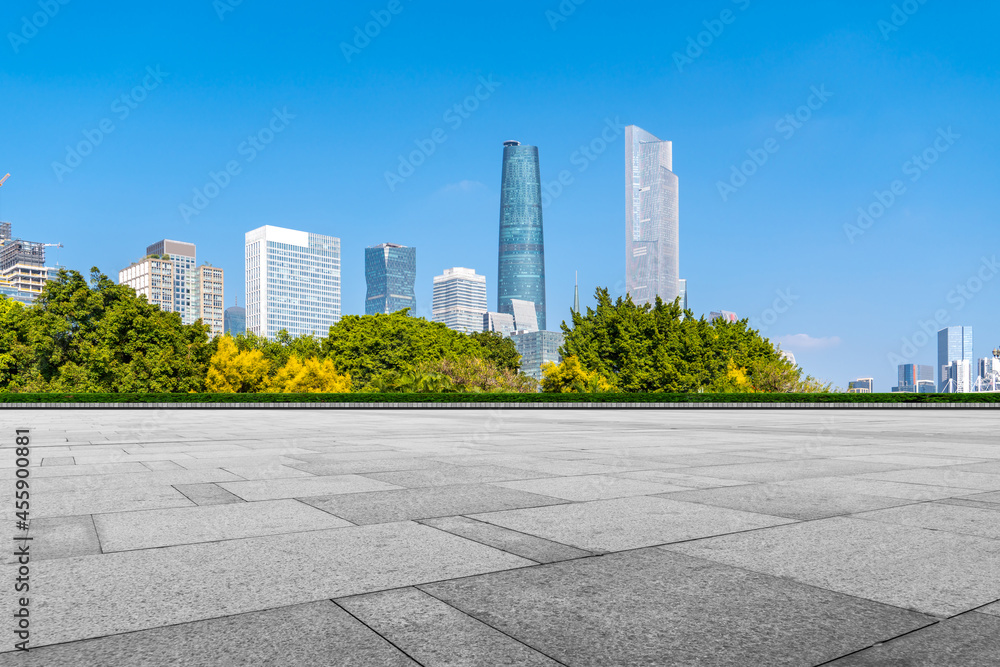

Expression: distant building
xmin=977 ymin=357 xmax=1000 ymax=391
xmin=510 ymin=298 xmax=539 ymax=333
xmin=194 ymin=264 xmax=224 ymax=337
xmin=498 ymin=140 xmax=546 ymax=330
xmin=119 ymin=255 xmax=176 ymax=314
xmin=0 ymin=222 xmax=58 ymax=301
xmin=511 ymin=330 xmax=564 ymax=382
xmin=942 ymin=359 xmax=972 ymax=393
xmin=432 ymin=267 xmax=487 ymax=333
xmin=625 ymin=125 xmax=680 ymax=308
xmin=710 ymin=310 xmax=738 ymax=324
xmin=483 ymin=311 xmax=515 ymax=337
xmin=779 ymin=349 xmax=796 ymax=366
xmin=938 ymin=326 xmax=973 ymax=391
xmin=893 ymin=364 xmax=934 ymax=393
xmin=0 ymin=279 xmax=35 ymax=305
xmin=224 ymin=302 xmax=246 ymax=336
xmin=678 ymin=278 xmax=688 ymax=311
xmin=847 ymin=378 xmax=874 ymax=393
xmin=145 ymin=240 xmax=197 ymax=325
xmin=365 ymin=243 xmax=416 ymax=315
xmin=245 ymin=225 xmax=341 ymax=339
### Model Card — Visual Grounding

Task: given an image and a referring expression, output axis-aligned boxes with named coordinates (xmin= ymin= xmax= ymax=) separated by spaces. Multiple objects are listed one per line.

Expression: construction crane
xmin=0 ymin=173 xmax=9 ymax=188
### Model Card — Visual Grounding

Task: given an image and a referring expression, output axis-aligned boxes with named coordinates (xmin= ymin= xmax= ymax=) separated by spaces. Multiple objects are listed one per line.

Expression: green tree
xmin=5 ymin=268 xmax=213 ymax=393
xmin=322 ymin=311 xmax=482 ymax=389
xmin=467 ymin=331 xmax=521 ymax=373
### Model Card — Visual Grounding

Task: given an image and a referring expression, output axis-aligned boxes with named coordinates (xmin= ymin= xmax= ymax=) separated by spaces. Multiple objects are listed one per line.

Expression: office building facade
xmin=625 ymin=125 xmax=680 ymax=307
xmin=894 ymin=364 xmax=934 ymax=393
xmin=938 ymin=326 xmax=973 ymax=391
xmin=224 ymin=305 xmax=246 ymax=336
xmin=498 ymin=140 xmax=546 ymax=330
xmin=365 ymin=243 xmax=416 ymax=315
xmin=847 ymin=378 xmax=874 ymax=393
xmin=710 ymin=310 xmax=738 ymax=324
xmin=145 ymin=240 xmax=197 ymax=325
xmin=432 ymin=267 xmax=487 ymax=333
xmin=119 ymin=256 xmax=176 ymax=313
xmin=194 ymin=264 xmax=225 ymax=337
xmin=245 ymin=225 xmax=341 ymax=339
xmin=483 ymin=311 xmax=515 ymax=337
xmin=510 ymin=298 xmax=539 ymax=333
xmin=511 ymin=330 xmax=564 ymax=382
xmin=943 ymin=359 xmax=972 ymax=393
xmin=977 ymin=357 xmax=1000 ymax=390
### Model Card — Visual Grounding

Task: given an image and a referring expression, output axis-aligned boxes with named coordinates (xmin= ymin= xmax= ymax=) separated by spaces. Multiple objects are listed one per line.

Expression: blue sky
xmin=2 ymin=0 xmax=998 ymax=390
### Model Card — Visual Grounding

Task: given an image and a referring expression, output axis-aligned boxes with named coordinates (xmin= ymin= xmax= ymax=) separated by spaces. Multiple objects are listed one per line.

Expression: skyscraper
xmin=625 ymin=125 xmax=680 ymax=307
xmin=365 ymin=243 xmax=416 ymax=315
xmin=938 ymin=326 xmax=973 ymax=391
xmin=146 ymin=240 xmax=197 ymax=325
xmin=432 ymin=267 xmax=487 ymax=333
xmin=119 ymin=239 xmax=201 ymax=324
xmin=245 ymin=225 xmax=341 ymax=339
xmin=194 ymin=264 xmax=225 ymax=337
xmin=498 ymin=140 xmax=546 ymax=330
xmin=895 ymin=364 xmax=934 ymax=393
xmin=224 ymin=302 xmax=246 ymax=336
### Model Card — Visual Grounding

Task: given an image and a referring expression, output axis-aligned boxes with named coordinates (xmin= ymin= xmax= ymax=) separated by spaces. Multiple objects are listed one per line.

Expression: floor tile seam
xmin=644 ymin=491 xmax=927 ymax=520
xmin=824 ymin=474 xmax=992 ymax=492
xmin=453 ymin=515 xmax=603 ymax=555
xmin=89 ymin=513 xmax=105 ymax=555
xmin=408 ymin=586 xmax=574 ymax=666
xmin=809 ymin=617 xmax=948 ymax=667
xmin=416 ymin=520 xmax=547 ymax=565
xmin=842 ymin=510 xmax=1000 ymax=541
xmin=329 ymin=599 xmax=429 ymax=667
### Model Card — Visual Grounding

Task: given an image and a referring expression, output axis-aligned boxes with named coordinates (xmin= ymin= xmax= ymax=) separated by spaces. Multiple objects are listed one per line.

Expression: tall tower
xmin=432 ymin=267 xmax=487 ymax=333
xmin=625 ymin=125 xmax=679 ymax=307
xmin=365 ymin=243 xmax=416 ymax=315
xmin=498 ymin=140 xmax=546 ymax=330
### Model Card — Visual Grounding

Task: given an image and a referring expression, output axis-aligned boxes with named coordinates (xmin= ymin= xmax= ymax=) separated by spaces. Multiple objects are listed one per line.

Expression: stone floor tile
xmin=850 ymin=502 xmax=1000 ymax=540
xmin=218 ymin=475 xmax=402 ymax=501
xmin=660 ymin=484 xmax=913 ymax=520
xmin=419 ymin=515 xmax=593 ymax=563
xmin=493 ymin=474 xmax=689 ymax=501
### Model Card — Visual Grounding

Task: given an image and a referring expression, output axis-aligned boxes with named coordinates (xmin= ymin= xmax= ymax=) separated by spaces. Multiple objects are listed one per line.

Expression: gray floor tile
xmin=173 ymin=482 xmax=245 ymax=506
xmin=218 ymin=475 xmax=402 ymax=501
xmin=40 ymin=457 xmax=75 ymax=466
xmin=959 ymin=490 xmax=1000 ymax=504
xmin=288 ymin=458 xmax=448 ymax=476
xmin=301 ymin=484 xmax=567 ymax=525
xmin=660 ymin=484 xmax=913 ymax=520
xmin=678 ymin=459 xmax=915 ymax=483
xmin=773 ymin=475 xmax=981 ymax=501
xmin=338 ymin=588 xmax=561 ymax=666
xmin=493 ymin=474 xmax=689 ymax=501
xmin=0 ymin=601 xmax=417 ymax=666
xmin=978 ymin=602 xmax=1000 ymax=617
xmin=222 ymin=464 xmax=315 ymax=480
xmin=850 ymin=502 xmax=1000 ymax=540
xmin=858 ymin=468 xmax=1000 ymax=491
xmin=5 ymin=516 xmax=102 ymax=563
xmin=419 ymin=515 xmax=593 ymax=563
xmin=615 ymin=469 xmax=753 ymax=489
xmin=9 ymin=521 xmax=531 ymax=648
xmin=142 ymin=460 xmax=185 ymax=471
xmin=34 ymin=485 xmax=196 ymax=519
xmin=421 ymin=548 xmax=932 ymax=667
xmin=470 ymin=495 xmax=794 ymax=552
xmin=94 ymin=499 xmax=352 ymax=551
xmin=31 ymin=462 xmax=151 ymax=478
xmin=666 ymin=516 xmax=1000 ymax=617
xmin=832 ymin=454 xmax=987 ymax=467
xmin=363 ymin=464 xmax=552 ymax=488
xmin=825 ymin=612 xmax=1000 ymax=666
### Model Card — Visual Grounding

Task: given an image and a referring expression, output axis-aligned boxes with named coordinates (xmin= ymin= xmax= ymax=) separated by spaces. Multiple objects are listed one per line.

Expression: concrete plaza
xmin=2 ymin=408 xmax=999 ymax=665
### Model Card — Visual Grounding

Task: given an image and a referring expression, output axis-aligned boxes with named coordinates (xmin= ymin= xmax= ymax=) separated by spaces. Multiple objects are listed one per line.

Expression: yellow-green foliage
xmin=541 ymin=356 xmax=614 ymax=393
xmin=205 ymin=336 xmax=271 ymax=393
xmin=268 ymin=356 xmax=351 ymax=393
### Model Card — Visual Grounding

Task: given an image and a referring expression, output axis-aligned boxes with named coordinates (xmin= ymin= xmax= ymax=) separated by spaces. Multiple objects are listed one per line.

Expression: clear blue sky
xmin=2 ymin=0 xmax=998 ymax=390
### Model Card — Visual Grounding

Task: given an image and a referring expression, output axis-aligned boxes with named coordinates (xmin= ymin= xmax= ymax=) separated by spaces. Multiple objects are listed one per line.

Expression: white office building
xmin=431 ymin=267 xmax=487 ymax=333
xmin=943 ymin=359 xmax=972 ymax=393
xmin=245 ymin=225 xmax=341 ymax=339
xmin=977 ymin=357 xmax=1000 ymax=391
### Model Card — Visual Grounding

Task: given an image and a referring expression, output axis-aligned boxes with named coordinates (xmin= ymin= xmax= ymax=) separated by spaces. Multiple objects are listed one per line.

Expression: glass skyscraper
xmin=365 ymin=243 xmax=416 ymax=315
xmin=224 ymin=305 xmax=246 ymax=336
xmin=245 ymin=225 xmax=341 ymax=339
xmin=937 ymin=326 xmax=973 ymax=391
xmin=498 ymin=140 xmax=546 ymax=330
xmin=625 ymin=125 xmax=680 ymax=307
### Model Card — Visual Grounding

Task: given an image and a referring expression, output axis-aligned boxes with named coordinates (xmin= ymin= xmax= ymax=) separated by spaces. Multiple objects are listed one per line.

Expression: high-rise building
xmin=194 ymin=264 xmax=224 ymax=337
xmin=245 ymin=225 xmax=341 ymax=339
xmin=573 ymin=272 xmax=580 ymax=314
xmin=625 ymin=125 xmax=680 ymax=307
xmin=678 ymin=278 xmax=688 ymax=311
xmin=847 ymin=378 xmax=874 ymax=393
xmin=145 ymin=240 xmax=197 ymax=325
xmin=483 ymin=311 xmax=515 ymax=337
xmin=943 ymin=360 xmax=972 ymax=393
xmin=365 ymin=243 xmax=416 ymax=315
xmin=432 ymin=267 xmax=487 ymax=333
xmin=511 ymin=330 xmax=564 ymax=382
xmin=224 ymin=301 xmax=246 ymax=336
xmin=119 ymin=255 xmax=176 ymax=313
xmin=894 ymin=364 xmax=934 ymax=393
xmin=0 ymin=222 xmax=59 ymax=301
xmin=0 ymin=222 xmax=10 ymax=242
xmin=938 ymin=326 xmax=973 ymax=391
xmin=498 ymin=140 xmax=546 ymax=330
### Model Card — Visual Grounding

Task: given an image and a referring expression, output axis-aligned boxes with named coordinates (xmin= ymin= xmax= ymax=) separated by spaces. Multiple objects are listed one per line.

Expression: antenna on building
xmin=573 ymin=271 xmax=579 ymax=313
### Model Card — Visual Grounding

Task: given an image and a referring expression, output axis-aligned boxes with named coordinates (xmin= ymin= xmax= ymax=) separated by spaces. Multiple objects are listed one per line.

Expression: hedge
xmin=1 ymin=392 xmax=998 ymax=404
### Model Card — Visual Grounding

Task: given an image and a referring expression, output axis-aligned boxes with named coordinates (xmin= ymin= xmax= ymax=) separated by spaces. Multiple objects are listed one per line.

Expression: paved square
xmin=2 ymin=408 xmax=998 ymax=665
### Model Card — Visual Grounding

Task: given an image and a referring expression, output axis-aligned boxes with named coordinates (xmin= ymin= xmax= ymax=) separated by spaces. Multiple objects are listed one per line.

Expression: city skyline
xmin=3 ymin=2 xmax=998 ymax=390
